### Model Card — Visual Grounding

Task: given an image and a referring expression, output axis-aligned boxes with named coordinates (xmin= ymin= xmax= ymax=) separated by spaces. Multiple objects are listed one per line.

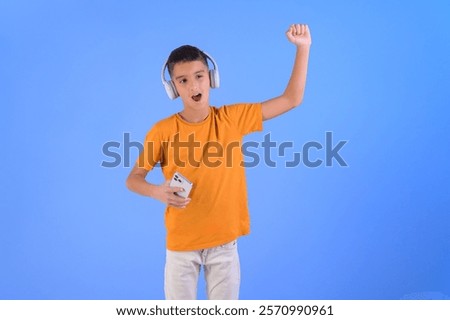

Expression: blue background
xmin=1 ymin=0 xmax=449 ymax=299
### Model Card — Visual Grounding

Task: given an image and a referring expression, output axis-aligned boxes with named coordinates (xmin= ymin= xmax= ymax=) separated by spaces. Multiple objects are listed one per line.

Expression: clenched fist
xmin=286 ymin=24 xmax=312 ymax=47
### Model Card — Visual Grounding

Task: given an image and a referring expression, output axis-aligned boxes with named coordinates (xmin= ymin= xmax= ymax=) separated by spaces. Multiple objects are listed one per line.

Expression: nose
xmin=190 ymin=84 xmax=199 ymax=93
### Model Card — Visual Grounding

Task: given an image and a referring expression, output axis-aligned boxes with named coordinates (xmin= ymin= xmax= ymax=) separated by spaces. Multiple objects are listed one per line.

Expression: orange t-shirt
xmin=137 ymin=103 xmax=263 ymax=251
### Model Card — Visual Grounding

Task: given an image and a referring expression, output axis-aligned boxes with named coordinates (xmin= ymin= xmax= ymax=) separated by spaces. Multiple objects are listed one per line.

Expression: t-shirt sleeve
xmin=223 ymin=103 xmax=263 ymax=135
xmin=136 ymin=124 xmax=163 ymax=171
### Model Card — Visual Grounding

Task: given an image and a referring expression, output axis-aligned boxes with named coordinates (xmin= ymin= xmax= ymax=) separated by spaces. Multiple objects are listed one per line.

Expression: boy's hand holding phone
xmin=152 ymin=179 xmax=191 ymax=209
xmin=151 ymin=172 xmax=193 ymax=209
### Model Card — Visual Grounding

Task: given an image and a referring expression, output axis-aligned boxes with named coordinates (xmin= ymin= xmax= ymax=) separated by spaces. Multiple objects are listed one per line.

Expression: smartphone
xmin=169 ymin=171 xmax=193 ymax=199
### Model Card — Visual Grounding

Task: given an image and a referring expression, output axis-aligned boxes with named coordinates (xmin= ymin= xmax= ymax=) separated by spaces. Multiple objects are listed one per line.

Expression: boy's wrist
xmin=147 ymin=183 xmax=157 ymax=198
xmin=296 ymin=43 xmax=311 ymax=50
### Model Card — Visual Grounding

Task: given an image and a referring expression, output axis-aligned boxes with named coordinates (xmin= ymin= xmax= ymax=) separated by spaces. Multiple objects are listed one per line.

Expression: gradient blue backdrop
xmin=1 ymin=0 xmax=449 ymax=300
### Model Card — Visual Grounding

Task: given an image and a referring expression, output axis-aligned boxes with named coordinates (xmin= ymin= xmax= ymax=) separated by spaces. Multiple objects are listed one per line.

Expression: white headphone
xmin=161 ymin=51 xmax=220 ymax=100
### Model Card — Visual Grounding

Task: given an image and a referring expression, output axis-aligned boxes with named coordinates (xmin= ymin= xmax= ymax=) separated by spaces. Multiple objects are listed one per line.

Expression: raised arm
xmin=261 ymin=24 xmax=312 ymax=121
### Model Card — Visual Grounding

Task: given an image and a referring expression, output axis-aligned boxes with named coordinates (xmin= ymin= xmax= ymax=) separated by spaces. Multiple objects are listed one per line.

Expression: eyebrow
xmin=175 ymin=69 xmax=206 ymax=81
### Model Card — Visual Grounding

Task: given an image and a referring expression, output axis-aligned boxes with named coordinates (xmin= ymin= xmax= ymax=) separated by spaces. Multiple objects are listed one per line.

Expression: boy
xmin=126 ymin=24 xmax=311 ymax=299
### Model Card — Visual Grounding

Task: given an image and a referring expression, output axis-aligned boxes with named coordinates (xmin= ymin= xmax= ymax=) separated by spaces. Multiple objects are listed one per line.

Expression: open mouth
xmin=192 ymin=93 xmax=202 ymax=102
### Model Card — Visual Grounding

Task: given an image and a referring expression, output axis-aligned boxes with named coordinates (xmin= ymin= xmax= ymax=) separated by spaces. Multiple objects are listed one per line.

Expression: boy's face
xmin=171 ymin=60 xmax=210 ymax=109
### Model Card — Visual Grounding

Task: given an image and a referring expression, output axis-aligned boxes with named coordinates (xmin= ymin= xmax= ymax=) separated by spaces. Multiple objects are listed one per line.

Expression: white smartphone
xmin=169 ymin=171 xmax=193 ymax=199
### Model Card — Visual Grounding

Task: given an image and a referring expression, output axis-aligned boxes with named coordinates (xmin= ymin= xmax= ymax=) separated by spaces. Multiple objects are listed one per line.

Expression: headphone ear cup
xmin=163 ymin=80 xmax=179 ymax=99
xmin=209 ymin=69 xmax=220 ymax=88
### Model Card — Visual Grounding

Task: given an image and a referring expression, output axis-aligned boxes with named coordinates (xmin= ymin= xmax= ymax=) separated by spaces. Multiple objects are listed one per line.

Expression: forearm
xmin=283 ymin=44 xmax=311 ymax=107
xmin=261 ymin=24 xmax=312 ymax=121
xmin=126 ymin=174 xmax=156 ymax=198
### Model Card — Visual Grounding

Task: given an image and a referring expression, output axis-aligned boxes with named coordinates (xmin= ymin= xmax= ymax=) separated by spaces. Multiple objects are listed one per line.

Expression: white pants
xmin=164 ymin=240 xmax=240 ymax=300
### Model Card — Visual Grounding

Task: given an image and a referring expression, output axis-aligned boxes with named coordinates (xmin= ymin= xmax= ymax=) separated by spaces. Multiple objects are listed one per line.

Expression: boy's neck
xmin=178 ymin=106 xmax=210 ymax=123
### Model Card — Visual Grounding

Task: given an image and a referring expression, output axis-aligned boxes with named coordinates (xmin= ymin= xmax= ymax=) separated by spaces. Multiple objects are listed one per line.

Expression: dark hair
xmin=167 ymin=45 xmax=208 ymax=76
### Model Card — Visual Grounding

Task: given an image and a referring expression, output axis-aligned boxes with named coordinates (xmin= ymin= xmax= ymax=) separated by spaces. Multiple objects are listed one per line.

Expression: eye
xmin=196 ymin=74 xmax=203 ymax=79
xmin=179 ymin=79 xmax=187 ymax=84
